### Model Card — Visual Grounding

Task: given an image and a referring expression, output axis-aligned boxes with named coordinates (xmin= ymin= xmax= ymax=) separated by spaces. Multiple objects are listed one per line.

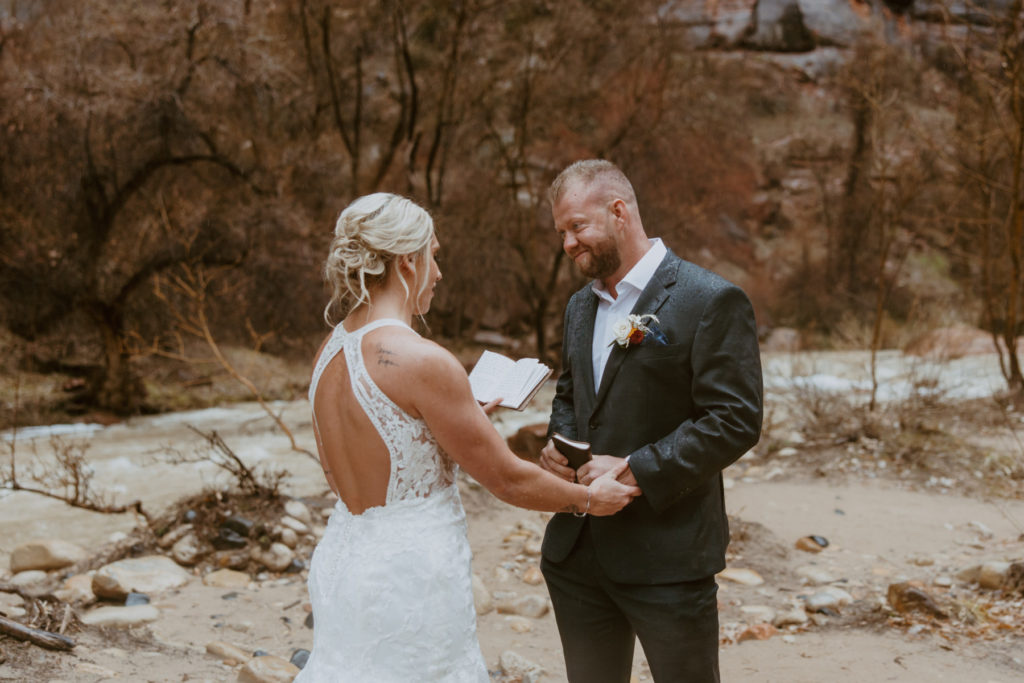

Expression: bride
xmin=295 ymin=193 xmax=640 ymax=682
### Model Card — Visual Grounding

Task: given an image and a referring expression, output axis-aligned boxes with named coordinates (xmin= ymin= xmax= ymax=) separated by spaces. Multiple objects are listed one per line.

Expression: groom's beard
xmin=576 ymin=238 xmax=621 ymax=280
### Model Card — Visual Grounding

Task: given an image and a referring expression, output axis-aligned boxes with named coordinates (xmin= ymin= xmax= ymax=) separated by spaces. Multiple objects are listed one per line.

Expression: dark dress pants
xmin=540 ymin=521 xmax=720 ymax=683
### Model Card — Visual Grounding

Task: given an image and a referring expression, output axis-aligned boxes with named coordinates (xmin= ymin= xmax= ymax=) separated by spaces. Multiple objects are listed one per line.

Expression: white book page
xmin=467 ymin=350 xmax=516 ymax=403
xmin=468 ymin=351 xmax=548 ymax=407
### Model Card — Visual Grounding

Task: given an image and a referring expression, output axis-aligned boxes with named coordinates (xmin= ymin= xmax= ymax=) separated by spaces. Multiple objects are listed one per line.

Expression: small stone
xmin=252 ymin=543 xmax=294 ymax=573
xmin=795 ymin=536 xmax=828 ymax=553
xmin=279 ymin=516 xmax=310 ymax=535
xmin=171 ymin=532 xmax=203 ymax=566
xmin=803 ymin=586 xmax=852 ymax=613
xmin=522 ymin=539 xmax=542 ymax=556
xmin=933 ymin=576 xmax=953 ymax=588
xmin=10 ymin=539 xmax=88 ymax=573
xmin=740 ymin=605 xmax=776 ymax=624
xmin=718 ymin=568 xmax=764 ymax=586
xmin=207 ymin=641 xmax=252 ymax=662
xmin=738 ymin=623 xmax=778 ymax=642
xmin=157 ymin=524 xmax=194 ymax=549
xmin=492 ymin=566 xmax=512 ymax=583
xmin=76 ymin=662 xmax=119 ymax=677
xmin=304 ymin=612 xmax=314 ymax=629
xmin=284 ymin=500 xmax=313 ymax=526
xmin=496 ymin=594 xmax=549 ymax=618
xmin=795 ymin=565 xmax=835 ymax=586
xmin=887 ymin=582 xmax=948 ymax=619
xmin=0 ymin=592 xmax=25 ymax=614
xmin=505 ymin=616 xmax=534 ymax=633
xmin=237 ymin=655 xmax=300 ymax=683
xmin=979 ymin=562 xmax=1011 ymax=589
xmin=289 ymin=648 xmax=310 ymax=669
xmin=278 ymin=528 xmax=299 ymax=549
xmin=54 ymin=573 xmax=94 ymax=604
xmin=472 ymin=573 xmax=493 ymax=615
xmin=499 ymin=650 xmax=544 ymax=681
xmin=522 ymin=566 xmax=544 ymax=586
xmin=213 ymin=527 xmax=249 ymax=550
xmin=222 ymin=515 xmax=256 ymax=538
xmin=10 ymin=570 xmax=49 ymax=588
xmin=203 ymin=569 xmax=251 ymax=589
xmin=909 ymin=556 xmax=935 ymax=567
xmin=124 ymin=591 xmax=150 ymax=606
xmin=213 ymin=549 xmax=251 ymax=570
xmin=773 ymin=605 xmax=808 ymax=627
xmin=776 ymin=447 xmax=799 ymax=457
xmin=967 ymin=520 xmax=994 ymax=539
xmin=81 ymin=604 xmax=160 ymax=627
xmin=285 ymin=558 xmax=305 ymax=574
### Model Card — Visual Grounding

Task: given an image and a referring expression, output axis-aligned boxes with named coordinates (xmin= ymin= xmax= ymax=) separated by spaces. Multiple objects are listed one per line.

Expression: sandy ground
xmin=1 ymin=351 xmax=1022 ymax=682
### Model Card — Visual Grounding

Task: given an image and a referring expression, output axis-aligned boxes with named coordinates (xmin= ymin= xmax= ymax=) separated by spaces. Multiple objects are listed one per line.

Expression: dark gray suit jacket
xmin=542 ymin=249 xmax=763 ymax=584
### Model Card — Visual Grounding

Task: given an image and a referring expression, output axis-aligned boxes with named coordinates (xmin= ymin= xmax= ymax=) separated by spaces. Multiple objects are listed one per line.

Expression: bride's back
xmin=310 ymin=322 xmax=452 ymax=515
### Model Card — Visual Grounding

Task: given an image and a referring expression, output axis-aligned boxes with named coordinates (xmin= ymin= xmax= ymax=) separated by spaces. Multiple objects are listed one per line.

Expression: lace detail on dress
xmin=341 ymin=319 xmax=456 ymax=503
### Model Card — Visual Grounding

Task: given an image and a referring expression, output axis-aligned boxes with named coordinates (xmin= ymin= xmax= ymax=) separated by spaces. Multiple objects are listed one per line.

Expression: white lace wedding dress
xmin=294 ymin=319 xmax=489 ymax=682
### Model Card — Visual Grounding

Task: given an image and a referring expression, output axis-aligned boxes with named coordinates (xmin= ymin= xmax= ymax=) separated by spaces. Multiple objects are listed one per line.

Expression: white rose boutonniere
xmin=610 ymin=313 xmax=667 ymax=349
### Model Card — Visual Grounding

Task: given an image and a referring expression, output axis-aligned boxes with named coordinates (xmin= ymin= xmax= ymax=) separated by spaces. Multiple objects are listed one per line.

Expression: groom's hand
xmin=539 ymin=439 xmax=576 ymax=482
xmin=578 ymin=455 xmax=637 ymax=488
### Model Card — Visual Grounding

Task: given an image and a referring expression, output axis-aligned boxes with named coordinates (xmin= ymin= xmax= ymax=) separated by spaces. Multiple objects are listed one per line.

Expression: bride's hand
xmin=480 ymin=398 xmax=504 ymax=416
xmin=586 ymin=460 xmax=642 ymax=516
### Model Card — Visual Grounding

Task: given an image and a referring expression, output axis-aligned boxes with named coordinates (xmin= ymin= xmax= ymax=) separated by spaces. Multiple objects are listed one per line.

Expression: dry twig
xmin=0 ymin=614 xmax=75 ymax=651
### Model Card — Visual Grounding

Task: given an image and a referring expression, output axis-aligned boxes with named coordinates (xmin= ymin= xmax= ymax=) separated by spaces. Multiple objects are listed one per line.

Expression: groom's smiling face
xmin=553 ymin=184 xmax=621 ymax=281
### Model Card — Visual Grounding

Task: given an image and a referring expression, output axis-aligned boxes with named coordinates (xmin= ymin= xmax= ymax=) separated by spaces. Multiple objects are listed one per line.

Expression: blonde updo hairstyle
xmin=323 ymin=192 xmax=435 ymax=325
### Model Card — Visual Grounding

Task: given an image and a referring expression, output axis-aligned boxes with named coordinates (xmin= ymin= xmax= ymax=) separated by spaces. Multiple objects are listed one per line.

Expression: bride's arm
xmin=409 ymin=344 xmax=639 ymax=516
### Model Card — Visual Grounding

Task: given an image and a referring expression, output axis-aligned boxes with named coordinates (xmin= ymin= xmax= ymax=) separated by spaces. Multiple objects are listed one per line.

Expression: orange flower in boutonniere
xmin=610 ymin=313 xmax=667 ymax=349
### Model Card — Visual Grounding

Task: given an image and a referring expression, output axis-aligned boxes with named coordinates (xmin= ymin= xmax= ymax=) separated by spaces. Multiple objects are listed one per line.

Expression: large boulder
xmin=506 ymin=423 xmax=549 ymax=464
xmin=92 ymin=555 xmax=191 ymax=599
xmin=10 ymin=539 xmax=88 ymax=573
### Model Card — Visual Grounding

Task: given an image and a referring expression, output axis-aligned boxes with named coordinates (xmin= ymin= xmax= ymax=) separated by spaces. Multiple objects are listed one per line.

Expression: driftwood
xmin=0 ymin=614 xmax=75 ymax=651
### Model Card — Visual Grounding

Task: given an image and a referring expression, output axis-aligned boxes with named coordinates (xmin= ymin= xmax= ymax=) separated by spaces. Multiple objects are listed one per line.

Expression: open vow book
xmin=468 ymin=350 xmax=552 ymax=411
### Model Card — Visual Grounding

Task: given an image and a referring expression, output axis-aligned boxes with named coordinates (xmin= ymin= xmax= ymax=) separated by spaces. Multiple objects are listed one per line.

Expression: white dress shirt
xmin=591 ymin=238 xmax=667 ymax=388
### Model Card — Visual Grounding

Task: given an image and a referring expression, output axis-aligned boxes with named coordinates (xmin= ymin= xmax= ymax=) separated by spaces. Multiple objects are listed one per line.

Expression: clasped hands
xmin=539 ymin=440 xmax=639 ymax=489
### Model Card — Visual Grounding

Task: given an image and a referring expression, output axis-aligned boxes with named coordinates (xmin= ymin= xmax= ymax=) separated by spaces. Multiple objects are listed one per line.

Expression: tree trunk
xmin=89 ymin=305 xmax=144 ymax=414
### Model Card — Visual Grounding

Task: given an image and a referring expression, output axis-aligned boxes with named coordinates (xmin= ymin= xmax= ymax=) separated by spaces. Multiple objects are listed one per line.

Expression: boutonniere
xmin=610 ymin=313 xmax=668 ymax=349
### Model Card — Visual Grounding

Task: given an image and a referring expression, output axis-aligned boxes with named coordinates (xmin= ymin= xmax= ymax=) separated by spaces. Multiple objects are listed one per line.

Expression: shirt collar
xmin=591 ymin=238 xmax=667 ymax=302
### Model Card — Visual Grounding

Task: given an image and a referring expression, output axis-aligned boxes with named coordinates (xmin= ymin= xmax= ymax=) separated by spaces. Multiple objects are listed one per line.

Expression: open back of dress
xmin=296 ymin=319 xmax=488 ymax=682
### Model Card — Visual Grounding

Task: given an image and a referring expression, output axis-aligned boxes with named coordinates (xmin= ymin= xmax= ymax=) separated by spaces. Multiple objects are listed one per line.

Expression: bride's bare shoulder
xmin=362 ymin=327 xmax=461 ymax=375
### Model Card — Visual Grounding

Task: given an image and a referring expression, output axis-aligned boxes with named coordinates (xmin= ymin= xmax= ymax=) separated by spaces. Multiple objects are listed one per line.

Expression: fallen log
xmin=0 ymin=615 xmax=75 ymax=651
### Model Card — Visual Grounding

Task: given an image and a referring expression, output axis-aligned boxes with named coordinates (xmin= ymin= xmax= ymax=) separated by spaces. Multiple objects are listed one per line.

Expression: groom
xmin=539 ymin=160 xmax=763 ymax=683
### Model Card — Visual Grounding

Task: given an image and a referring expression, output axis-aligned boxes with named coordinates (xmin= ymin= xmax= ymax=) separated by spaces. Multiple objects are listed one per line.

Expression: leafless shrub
xmin=1 ymin=434 xmax=149 ymax=523
xmin=160 ymin=426 xmax=287 ymax=498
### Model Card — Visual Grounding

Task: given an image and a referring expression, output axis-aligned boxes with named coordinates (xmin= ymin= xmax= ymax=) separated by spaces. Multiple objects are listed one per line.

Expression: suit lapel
xmin=574 ymin=289 xmax=599 ymax=401
xmin=592 ymin=253 xmax=679 ymax=413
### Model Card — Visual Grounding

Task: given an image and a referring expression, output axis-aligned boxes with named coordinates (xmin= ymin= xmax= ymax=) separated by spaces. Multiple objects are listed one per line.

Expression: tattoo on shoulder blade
xmin=376 ymin=344 xmax=399 ymax=367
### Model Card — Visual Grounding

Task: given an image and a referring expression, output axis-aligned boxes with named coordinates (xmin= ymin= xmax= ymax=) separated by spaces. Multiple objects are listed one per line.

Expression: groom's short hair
xmin=548 ymin=159 xmax=638 ymax=209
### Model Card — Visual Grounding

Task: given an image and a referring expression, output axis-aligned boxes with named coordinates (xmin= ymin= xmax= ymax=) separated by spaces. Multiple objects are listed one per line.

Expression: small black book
xmin=552 ymin=433 xmax=592 ymax=470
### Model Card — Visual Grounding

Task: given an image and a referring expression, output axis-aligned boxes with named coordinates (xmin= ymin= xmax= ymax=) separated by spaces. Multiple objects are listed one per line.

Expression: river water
xmin=0 ymin=350 xmax=1011 ymax=571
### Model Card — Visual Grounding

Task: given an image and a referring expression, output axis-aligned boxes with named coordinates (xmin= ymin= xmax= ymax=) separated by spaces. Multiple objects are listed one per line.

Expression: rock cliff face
xmin=657 ymin=0 xmax=1014 ymax=53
